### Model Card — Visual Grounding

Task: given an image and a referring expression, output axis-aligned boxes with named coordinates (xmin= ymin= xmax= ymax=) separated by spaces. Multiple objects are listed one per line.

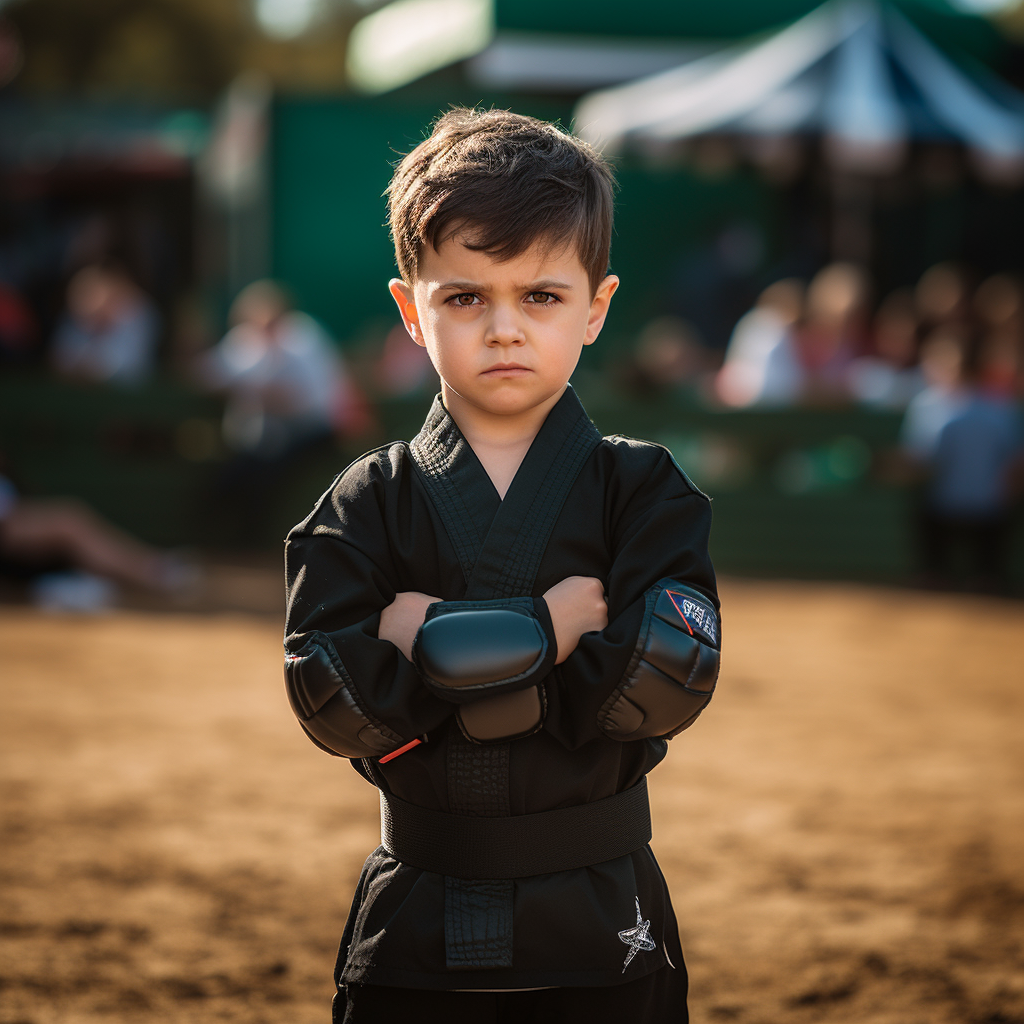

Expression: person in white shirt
xmin=848 ymin=289 xmax=925 ymax=409
xmin=716 ymin=278 xmax=805 ymax=407
xmin=197 ymin=280 xmax=359 ymax=543
xmin=200 ymin=280 xmax=347 ymax=459
xmin=51 ymin=265 xmax=160 ymax=387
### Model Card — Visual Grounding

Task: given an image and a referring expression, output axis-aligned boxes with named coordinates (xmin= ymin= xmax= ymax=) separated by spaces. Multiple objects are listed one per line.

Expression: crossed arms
xmin=283 ymin=450 xmax=721 ymax=759
xmin=379 ymin=576 xmax=607 ymax=666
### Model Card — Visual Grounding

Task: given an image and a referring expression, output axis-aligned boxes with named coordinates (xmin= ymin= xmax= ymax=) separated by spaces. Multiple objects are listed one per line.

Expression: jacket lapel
xmin=409 ymin=395 xmax=501 ymax=586
xmin=464 ymin=386 xmax=602 ymax=600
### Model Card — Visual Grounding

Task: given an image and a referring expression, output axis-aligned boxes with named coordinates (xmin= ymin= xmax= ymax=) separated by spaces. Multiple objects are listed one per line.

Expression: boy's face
xmin=390 ymin=233 xmax=618 ymax=428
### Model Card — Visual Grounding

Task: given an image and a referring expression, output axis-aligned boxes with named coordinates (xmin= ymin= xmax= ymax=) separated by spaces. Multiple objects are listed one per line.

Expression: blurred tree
xmin=3 ymin=0 xmax=353 ymax=101
xmin=997 ymin=1 xmax=1024 ymax=36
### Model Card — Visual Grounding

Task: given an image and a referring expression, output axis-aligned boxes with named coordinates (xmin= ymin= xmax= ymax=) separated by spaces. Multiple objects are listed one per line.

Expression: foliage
xmin=3 ymin=0 xmax=353 ymax=100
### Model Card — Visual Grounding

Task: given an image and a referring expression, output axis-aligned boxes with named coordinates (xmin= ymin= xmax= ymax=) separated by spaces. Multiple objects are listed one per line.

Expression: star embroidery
xmin=618 ymin=897 xmax=656 ymax=972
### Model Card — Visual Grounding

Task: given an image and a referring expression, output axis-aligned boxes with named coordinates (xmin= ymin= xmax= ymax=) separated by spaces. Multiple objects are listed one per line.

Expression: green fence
xmin=0 ymin=374 xmax=223 ymax=548
xmin=2 ymin=372 xmax=1021 ymax=585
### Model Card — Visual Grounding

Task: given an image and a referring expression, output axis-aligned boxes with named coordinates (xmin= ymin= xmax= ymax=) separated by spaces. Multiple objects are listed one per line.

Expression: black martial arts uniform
xmin=283 ymin=387 xmax=720 ymax=1017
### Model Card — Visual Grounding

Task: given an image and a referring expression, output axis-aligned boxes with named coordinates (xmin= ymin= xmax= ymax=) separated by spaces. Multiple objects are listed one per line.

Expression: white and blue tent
xmin=575 ymin=0 xmax=1024 ymax=182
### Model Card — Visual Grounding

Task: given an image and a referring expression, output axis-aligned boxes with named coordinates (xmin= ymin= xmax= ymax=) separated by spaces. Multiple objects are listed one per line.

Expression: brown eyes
xmin=447 ymin=292 xmax=558 ymax=306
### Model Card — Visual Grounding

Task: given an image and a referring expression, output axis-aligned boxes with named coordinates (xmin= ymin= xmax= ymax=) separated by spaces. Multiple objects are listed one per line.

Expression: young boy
xmin=283 ymin=108 xmax=721 ymax=1023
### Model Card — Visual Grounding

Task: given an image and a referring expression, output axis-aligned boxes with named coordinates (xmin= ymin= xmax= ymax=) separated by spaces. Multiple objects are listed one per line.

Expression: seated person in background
xmin=196 ymin=281 xmax=365 ymax=542
xmin=796 ymin=262 xmax=869 ymax=402
xmin=0 ymin=466 xmax=196 ymax=597
xmin=974 ymin=273 xmax=1023 ymax=400
xmin=900 ymin=331 xmax=1024 ymax=593
xmin=848 ymin=288 xmax=924 ymax=409
xmin=198 ymin=279 xmax=351 ymax=460
xmin=916 ymin=262 xmax=973 ymax=334
xmin=51 ymin=264 xmax=160 ymax=387
xmin=900 ymin=330 xmax=970 ymax=464
xmin=715 ymin=278 xmax=805 ymax=407
xmin=631 ymin=316 xmax=713 ymax=398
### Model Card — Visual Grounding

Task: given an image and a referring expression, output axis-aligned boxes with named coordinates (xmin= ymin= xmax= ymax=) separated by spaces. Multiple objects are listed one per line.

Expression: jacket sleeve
xmin=283 ymin=459 xmax=455 ymax=759
xmin=543 ymin=446 xmax=720 ymax=750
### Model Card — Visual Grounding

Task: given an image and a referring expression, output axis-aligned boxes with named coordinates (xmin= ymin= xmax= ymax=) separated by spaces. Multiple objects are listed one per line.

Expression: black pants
xmin=335 ymin=965 xmax=689 ymax=1024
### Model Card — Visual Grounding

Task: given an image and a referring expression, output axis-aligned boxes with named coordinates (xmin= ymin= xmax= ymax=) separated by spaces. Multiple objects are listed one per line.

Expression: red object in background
xmin=0 ymin=284 xmax=37 ymax=355
xmin=332 ymin=375 xmax=378 ymax=439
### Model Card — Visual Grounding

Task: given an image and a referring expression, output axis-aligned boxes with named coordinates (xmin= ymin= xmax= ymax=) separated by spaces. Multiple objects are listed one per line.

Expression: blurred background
xmin=2 ymin=5 xmax=1024 ymax=1024
xmin=0 ymin=0 xmax=1022 ymax=600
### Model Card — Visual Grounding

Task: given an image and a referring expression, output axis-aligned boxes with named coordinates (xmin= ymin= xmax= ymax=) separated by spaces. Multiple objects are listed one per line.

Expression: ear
xmin=389 ymin=278 xmax=425 ymax=347
xmin=583 ymin=275 xmax=620 ymax=347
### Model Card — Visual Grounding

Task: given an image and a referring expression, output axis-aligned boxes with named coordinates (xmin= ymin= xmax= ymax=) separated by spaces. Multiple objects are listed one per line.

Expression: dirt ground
xmin=1 ymin=574 xmax=1022 ymax=1024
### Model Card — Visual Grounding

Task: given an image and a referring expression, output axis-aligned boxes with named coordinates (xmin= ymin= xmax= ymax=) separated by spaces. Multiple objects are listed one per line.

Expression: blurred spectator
xmin=0 ymin=281 xmax=37 ymax=363
xmin=974 ymin=273 xmax=1022 ymax=399
xmin=373 ymin=322 xmax=436 ymax=397
xmin=900 ymin=329 xmax=970 ymax=467
xmin=51 ymin=264 xmax=160 ymax=387
xmin=797 ymin=262 xmax=869 ymax=402
xmin=915 ymin=262 xmax=972 ymax=332
xmin=848 ymin=288 xmax=924 ymax=409
xmin=196 ymin=280 xmax=366 ymax=543
xmin=977 ymin=332 xmax=1022 ymax=401
xmin=632 ymin=316 xmax=714 ymax=397
xmin=0 ymin=465 xmax=198 ymax=601
xmin=900 ymin=330 xmax=1024 ymax=593
xmin=198 ymin=279 xmax=351 ymax=459
xmin=716 ymin=278 xmax=805 ymax=407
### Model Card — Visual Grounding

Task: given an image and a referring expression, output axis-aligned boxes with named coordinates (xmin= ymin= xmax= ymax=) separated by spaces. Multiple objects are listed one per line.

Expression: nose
xmin=484 ymin=302 xmax=525 ymax=346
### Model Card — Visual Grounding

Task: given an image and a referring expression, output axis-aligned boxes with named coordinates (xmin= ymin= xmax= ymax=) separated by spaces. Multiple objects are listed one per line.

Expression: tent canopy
xmin=575 ymin=0 xmax=1024 ymax=178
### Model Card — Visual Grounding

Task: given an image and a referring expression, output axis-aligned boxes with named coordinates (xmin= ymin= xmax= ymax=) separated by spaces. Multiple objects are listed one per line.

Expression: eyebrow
xmin=437 ymin=281 xmax=483 ymax=292
xmin=436 ymin=278 xmax=574 ymax=292
xmin=528 ymin=279 xmax=574 ymax=290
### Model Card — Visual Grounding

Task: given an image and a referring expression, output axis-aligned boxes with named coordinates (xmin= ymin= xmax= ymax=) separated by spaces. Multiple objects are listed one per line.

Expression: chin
xmin=481 ymin=396 xmax=534 ymax=415
xmin=477 ymin=390 xmax=546 ymax=415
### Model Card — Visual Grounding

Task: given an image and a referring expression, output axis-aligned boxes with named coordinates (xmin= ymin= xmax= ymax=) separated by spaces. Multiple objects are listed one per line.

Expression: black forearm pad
xmin=598 ymin=580 xmax=720 ymax=742
xmin=284 ymin=632 xmax=404 ymax=758
xmin=413 ymin=597 xmax=556 ymax=704
xmin=457 ymin=685 xmax=546 ymax=743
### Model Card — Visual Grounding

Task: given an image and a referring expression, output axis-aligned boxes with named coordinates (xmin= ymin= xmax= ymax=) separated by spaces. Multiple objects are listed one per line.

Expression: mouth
xmin=482 ymin=363 xmax=531 ymax=376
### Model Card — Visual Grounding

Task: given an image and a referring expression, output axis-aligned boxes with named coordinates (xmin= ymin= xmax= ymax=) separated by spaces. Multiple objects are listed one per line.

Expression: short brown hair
xmin=387 ymin=108 xmax=615 ymax=295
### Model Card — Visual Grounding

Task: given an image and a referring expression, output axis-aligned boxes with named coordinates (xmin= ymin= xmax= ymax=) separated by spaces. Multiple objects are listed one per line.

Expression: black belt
xmin=379 ymin=778 xmax=651 ymax=880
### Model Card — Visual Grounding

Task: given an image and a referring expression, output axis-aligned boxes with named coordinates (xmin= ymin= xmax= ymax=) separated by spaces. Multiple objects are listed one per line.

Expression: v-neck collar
xmin=410 ymin=387 xmax=602 ymax=598
xmin=409 ymin=395 xmax=501 ymax=582
xmin=464 ymin=386 xmax=601 ymax=599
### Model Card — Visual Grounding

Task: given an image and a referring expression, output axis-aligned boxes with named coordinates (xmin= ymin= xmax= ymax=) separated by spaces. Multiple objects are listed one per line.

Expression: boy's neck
xmin=441 ymin=382 xmax=566 ymax=499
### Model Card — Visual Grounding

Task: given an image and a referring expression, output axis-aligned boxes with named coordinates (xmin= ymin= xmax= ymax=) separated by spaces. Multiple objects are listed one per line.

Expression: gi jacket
xmin=283 ymin=387 xmax=719 ymax=991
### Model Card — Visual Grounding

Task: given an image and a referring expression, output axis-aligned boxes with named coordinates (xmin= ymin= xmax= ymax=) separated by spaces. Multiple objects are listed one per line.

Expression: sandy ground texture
xmin=1 ymin=576 xmax=1023 ymax=1024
